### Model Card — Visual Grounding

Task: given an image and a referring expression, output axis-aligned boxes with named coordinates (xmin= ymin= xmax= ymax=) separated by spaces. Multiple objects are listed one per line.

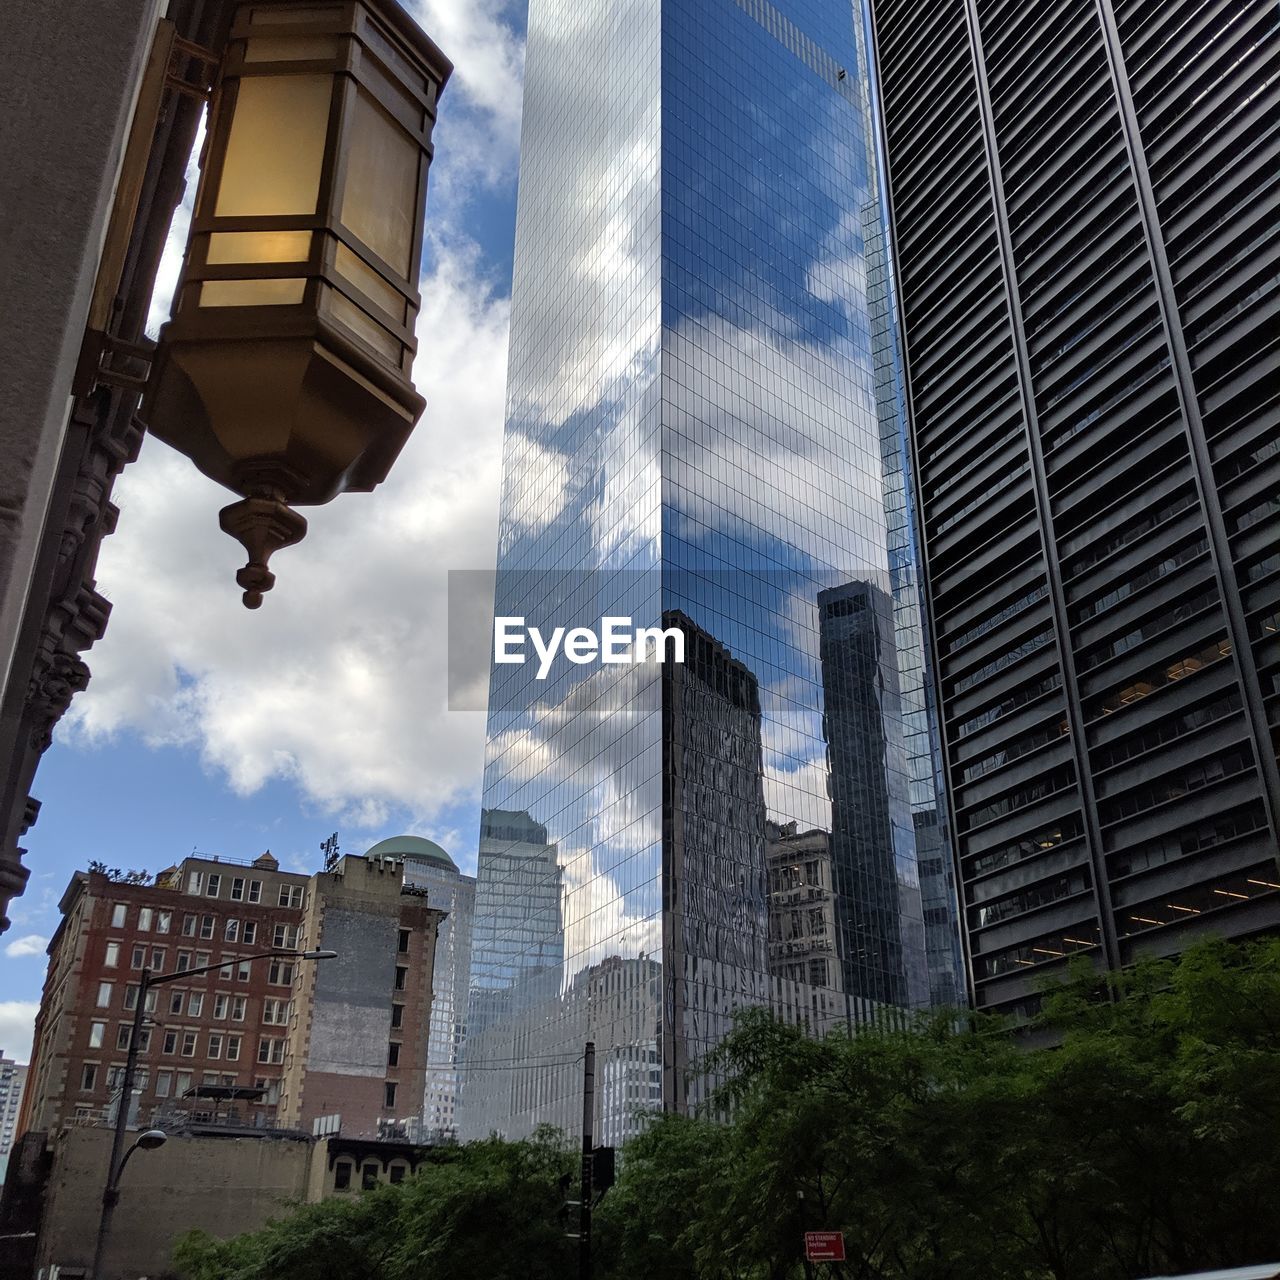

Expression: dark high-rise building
xmin=464 ymin=0 xmax=964 ymax=1139
xmin=819 ymin=581 xmax=929 ymax=1009
xmin=662 ymin=612 xmax=769 ymax=1113
xmin=870 ymin=0 xmax=1280 ymax=1013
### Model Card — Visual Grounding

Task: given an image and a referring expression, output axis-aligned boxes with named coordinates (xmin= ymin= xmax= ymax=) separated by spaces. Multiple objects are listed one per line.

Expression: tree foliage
xmin=175 ymin=939 xmax=1280 ymax=1279
xmin=173 ymin=1128 xmax=575 ymax=1280
xmin=598 ymin=937 xmax=1280 ymax=1280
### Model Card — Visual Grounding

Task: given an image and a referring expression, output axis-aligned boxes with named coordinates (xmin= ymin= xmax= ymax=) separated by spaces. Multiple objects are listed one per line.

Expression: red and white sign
xmin=804 ymin=1231 xmax=846 ymax=1262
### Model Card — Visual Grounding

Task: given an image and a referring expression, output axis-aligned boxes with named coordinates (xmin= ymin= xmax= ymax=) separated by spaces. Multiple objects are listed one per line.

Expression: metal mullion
xmin=960 ymin=0 xmax=1122 ymax=969
xmin=866 ymin=0 xmax=978 ymax=1006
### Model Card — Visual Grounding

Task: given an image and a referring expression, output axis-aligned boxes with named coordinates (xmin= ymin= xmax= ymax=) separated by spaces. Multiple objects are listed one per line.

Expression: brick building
xmin=18 ymin=850 xmax=442 ymax=1142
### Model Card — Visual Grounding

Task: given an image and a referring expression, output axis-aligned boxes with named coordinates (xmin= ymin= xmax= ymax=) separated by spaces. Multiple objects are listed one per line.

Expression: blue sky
xmin=1 ymin=0 xmax=528 ymax=1062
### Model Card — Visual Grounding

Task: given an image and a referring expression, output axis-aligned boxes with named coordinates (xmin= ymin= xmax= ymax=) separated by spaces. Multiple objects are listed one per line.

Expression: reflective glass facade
xmin=402 ymin=854 xmax=475 ymax=1140
xmin=462 ymin=0 xmax=961 ymax=1141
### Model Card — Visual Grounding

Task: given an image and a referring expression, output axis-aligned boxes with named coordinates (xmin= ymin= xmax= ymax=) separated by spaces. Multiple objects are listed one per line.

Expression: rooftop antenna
xmin=321 ymin=832 xmax=340 ymax=874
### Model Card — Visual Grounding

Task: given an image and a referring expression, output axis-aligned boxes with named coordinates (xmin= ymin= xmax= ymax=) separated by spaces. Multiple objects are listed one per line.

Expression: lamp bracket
xmin=74 ymin=331 xmax=157 ymax=397
xmin=165 ymin=36 xmax=221 ymax=102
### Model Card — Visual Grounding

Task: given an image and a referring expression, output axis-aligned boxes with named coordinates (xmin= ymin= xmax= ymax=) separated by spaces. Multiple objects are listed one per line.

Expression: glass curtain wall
xmin=463 ymin=0 xmax=961 ymax=1142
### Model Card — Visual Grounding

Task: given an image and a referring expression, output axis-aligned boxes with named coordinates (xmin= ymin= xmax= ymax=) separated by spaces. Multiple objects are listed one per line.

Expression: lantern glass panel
xmin=214 ymin=74 xmax=332 ymax=217
xmin=334 ymin=242 xmax=405 ymax=319
xmin=200 ymin=278 xmax=306 ymax=306
xmin=207 ymin=230 xmax=313 ymax=263
xmin=339 ymin=89 xmax=418 ymax=276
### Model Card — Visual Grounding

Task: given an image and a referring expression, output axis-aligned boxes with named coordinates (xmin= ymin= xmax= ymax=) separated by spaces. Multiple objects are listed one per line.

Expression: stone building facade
xmin=0 ymin=0 xmax=224 ymax=937
xmin=4 ymin=1124 xmax=434 ymax=1280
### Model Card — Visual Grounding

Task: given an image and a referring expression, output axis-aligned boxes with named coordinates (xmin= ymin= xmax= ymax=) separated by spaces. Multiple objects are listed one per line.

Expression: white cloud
xmin=67 ymin=237 xmax=511 ymax=830
xmin=4 ymin=935 xmax=48 ymax=959
xmin=407 ymin=0 xmax=524 ymax=209
xmin=411 ymin=0 xmax=523 ymax=145
xmin=63 ymin=0 xmax=528 ymax=844
xmin=0 ymin=1002 xmax=39 ymax=1064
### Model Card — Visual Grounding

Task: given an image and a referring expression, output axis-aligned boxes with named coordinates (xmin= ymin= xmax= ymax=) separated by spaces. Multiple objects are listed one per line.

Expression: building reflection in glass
xmin=819 ymin=581 xmax=928 ymax=1010
xmin=662 ymin=611 xmax=769 ymax=1113
xmin=461 ymin=0 xmax=962 ymax=1140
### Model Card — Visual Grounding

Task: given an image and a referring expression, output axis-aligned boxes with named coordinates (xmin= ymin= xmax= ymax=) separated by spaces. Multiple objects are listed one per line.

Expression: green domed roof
xmin=364 ymin=835 xmax=457 ymax=872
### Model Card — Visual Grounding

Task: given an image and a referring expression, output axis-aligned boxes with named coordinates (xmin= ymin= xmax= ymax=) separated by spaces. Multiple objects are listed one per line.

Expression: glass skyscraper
xmin=462 ymin=0 xmax=961 ymax=1140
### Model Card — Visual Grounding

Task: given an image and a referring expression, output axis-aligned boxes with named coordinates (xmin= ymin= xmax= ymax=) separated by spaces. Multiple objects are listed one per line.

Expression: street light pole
xmin=87 ymin=948 xmax=335 ymax=1280
xmin=88 ymin=964 xmax=151 ymax=1280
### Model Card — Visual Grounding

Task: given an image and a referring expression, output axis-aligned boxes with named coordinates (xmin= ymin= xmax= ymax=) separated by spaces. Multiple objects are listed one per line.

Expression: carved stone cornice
xmin=0 ymin=0 xmax=238 ymax=936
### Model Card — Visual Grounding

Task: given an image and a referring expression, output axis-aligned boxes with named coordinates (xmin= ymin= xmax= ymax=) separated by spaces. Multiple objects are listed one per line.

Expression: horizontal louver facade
xmin=870 ymin=0 xmax=1280 ymax=1011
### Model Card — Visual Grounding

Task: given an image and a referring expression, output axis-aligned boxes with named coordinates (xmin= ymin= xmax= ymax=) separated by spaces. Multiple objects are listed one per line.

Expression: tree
xmin=177 ymin=940 xmax=1280 ymax=1280
xmin=597 ymin=938 xmax=1280 ymax=1280
xmin=173 ymin=1129 xmax=576 ymax=1280
xmin=595 ymin=1113 xmax=738 ymax=1280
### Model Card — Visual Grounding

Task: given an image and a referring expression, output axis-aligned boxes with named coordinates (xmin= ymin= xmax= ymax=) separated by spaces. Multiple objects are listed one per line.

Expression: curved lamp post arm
xmin=87 ymin=948 xmax=335 ymax=1279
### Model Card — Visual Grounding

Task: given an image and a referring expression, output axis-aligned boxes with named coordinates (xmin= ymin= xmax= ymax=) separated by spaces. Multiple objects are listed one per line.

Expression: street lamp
xmin=119 ymin=1128 xmax=168 ymax=1173
xmin=143 ymin=0 xmax=452 ymax=607
xmin=88 ymin=947 xmax=337 ymax=1280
